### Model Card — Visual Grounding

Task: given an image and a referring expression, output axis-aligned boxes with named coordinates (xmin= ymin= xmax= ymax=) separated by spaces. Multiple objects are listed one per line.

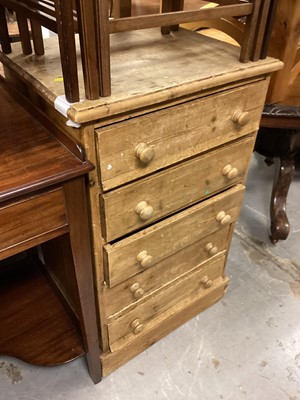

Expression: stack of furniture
xmin=0 ymin=0 xmax=277 ymax=102
xmin=0 ymin=0 xmax=282 ymax=380
xmin=0 ymin=27 xmax=281 ymax=377
xmin=0 ymin=79 xmax=101 ymax=383
xmin=0 ymin=0 xmax=103 ymax=101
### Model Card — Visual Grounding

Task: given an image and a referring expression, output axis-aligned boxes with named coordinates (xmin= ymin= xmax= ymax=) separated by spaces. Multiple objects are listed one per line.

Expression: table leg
xmin=63 ymin=177 xmax=102 ymax=383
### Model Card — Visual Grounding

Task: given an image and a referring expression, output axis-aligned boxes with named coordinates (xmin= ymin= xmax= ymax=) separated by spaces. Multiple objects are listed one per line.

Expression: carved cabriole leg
xmin=270 ymin=156 xmax=295 ymax=244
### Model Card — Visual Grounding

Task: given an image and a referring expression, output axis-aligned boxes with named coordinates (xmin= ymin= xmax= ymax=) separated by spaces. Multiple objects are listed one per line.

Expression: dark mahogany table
xmin=0 ymin=79 xmax=101 ymax=383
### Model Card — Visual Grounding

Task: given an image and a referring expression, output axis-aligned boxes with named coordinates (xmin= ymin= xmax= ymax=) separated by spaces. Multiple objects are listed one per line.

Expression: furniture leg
xmin=16 ymin=14 xmax=32 ymax=55
xmin=270 ymin=155 xmax=295 ymax=244
xmin=161 ymin=0 xmax=172 ymax=35
xmin=30 ymin=20 xmax=44 ymax=55
xmin=75 ymin=0 xmax=101 ymax=100
xmin=63 ymin=177 xmax=102 ymax=383
xmin=0 ymin=5 xmax=11 ymax=53
xmin=95 ymin=0 xmax=111 ymax=97
xmin=161 ymin=0 xmax=183 ymax=35
xmin=260 ymin=0 xmax=278 ymax=59
xmin=54 ymin=0 xmax=79 ymax=102
xmin=252 ymin=0 xmax=271 ymax=61
xmin=240 ymin=0 xmax=261 ymax=62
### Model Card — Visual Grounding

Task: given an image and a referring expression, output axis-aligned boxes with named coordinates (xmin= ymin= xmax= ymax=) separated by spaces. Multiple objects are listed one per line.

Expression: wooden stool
xmin=0 ymin=78 xmax=101 ymax=383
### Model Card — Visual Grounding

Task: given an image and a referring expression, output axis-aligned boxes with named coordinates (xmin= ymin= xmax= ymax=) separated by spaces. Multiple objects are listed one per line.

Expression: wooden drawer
xmin=101 ymin=137 xmax=253 ymax=242
xmin=103 ymin=184 xmax=245 ymax=287
xmin=96 ymin=79 xmax=268 ymax=191
xmin=107 ymin=256 xmax=227 ymax=352
xmin=105 ymin=225 xmax=230 ymax=317
xmin=0 ymin=189 xmax=68 ymax=258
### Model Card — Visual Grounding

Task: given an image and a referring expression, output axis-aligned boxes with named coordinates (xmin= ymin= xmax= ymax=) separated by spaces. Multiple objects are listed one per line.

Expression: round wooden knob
xmin=135 ymin=201 xmax=154 ymax=220
xmin=131 ymin=319 xmax=144 ymax=334
xmin=205 ymin=243 xmax=218 ymax=257
xmin=232 ymin=110 xmax=250 ymax=126
xmin=137 ymin=250 xmax=153 ymax=269
xmin=130 ymin=283 xmax=145 ymax=299
xmin=200 ymin=276 xmax=213 ymax=289
xmin=216 ymin=211 xmax=232 ymax=226
xmin=222 ymin=164 xmax=238 ymax=180
xmin=134 ymin=142 xmax=154 ymax=164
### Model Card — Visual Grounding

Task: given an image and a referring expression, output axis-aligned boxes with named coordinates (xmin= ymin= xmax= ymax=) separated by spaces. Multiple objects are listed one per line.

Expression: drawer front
xmin=105 ymin=226 xmax=230 ymax=317
xmin=0 ymin=189 xmax=67 ymax=255
xmin=107 ymin=256 xmax=227 ymax=351
xmin=101 ymin=136 xmax=253 ymax=242
xmin=97 ymin=79 xmax=268 ymax=191
xmin=104 ymin=184 xmax=245 ymax=287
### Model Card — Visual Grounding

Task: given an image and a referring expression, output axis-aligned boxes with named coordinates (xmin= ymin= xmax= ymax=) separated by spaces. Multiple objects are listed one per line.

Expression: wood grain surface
xmin=0 ymin=83 xmax=92 ymax=202
xmin=0 ymin=255 xmax=84 ymax=365
xmin=101 ymin=137 xmax=253 ymax=241
xmin=104 ymin=184 xmax=245 ymax=287
xmin=97 ymin=79 xmax=267 ymax=190
xmin=104 ymin=226 xmax=230 ymax=317
xmin=0 ymin=29 xmax=282 ymax=123
xmin=107 ymin=256 xmax=226 ymax=351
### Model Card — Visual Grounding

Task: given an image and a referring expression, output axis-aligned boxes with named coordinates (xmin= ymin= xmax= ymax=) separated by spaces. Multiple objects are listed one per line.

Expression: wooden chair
xmin=182 ymin=0 xmax=277 ymax=58
xmin=0 ymin=0 xmax=102 ymax=102
xmin=112 ymin=1 xmax=276 ymax=57
xmin=0 ymin=0 xmax=278 ymax=102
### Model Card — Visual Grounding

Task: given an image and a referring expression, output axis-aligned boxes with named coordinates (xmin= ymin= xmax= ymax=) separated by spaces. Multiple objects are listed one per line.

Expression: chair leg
xmin=16 ymin=14 xmax=32 ymax=54
xmin=240 ymin=0 xmax=262 ymax=62
xmin=30 ymin=20 xmax=44 ymax=55
xmin=54 ymin=0 xmax=80 ymax=103
xmin=161 ymin=0 xmax=172 ymax=35
xmin=94 ymin=0 xmax=111 ymax=97
xmin=270 ymin=156 xmax=295 ymax=244
xmin=251 ymin=0 xmax=271 ymax=61
xmin=0 ymin=5 xmax=12 ymax=53
xmin=161 ymin=0 xmax=183 ymax=35
xmin=75 ymin=0 xmax=101 ymax=99
xmin=260 ymin=0 xmax=278 ymax=59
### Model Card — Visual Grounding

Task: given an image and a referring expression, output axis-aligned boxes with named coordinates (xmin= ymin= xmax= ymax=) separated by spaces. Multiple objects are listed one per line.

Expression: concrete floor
xmin=1 ymin=153 xmax=300 ymax=400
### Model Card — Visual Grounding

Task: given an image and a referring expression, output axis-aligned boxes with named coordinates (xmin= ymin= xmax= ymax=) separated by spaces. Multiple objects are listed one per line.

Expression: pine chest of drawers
xmin=0 ymin=28 xmax=282 ymax=377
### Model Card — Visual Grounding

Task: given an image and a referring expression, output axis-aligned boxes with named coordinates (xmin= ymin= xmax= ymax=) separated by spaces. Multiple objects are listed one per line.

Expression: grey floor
xmin=1 ymin=153 xmax=300 ymax=400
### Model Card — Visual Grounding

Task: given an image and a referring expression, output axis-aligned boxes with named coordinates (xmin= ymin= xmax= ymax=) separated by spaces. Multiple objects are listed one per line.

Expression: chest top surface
xmin=1 ymin=28 xmax=282 ymax=125
xmin=0 ymin=83 xmax=93 ymax=202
